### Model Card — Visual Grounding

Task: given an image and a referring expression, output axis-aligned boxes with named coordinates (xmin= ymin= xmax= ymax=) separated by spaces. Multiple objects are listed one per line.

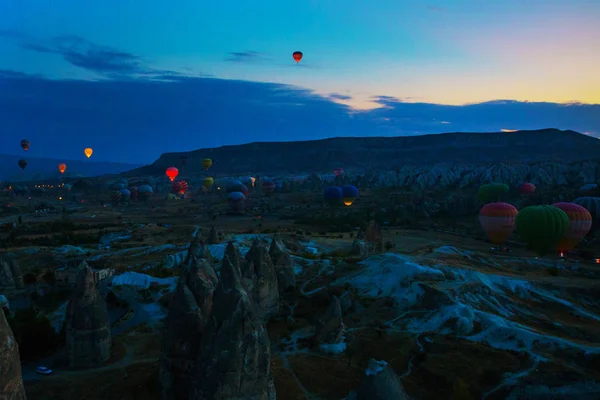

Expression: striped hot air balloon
xmin=261 ymin=180 xmax=276 ymax=194
xmin=479 ymin=202 xmax=519 ymax=245
xmin=552 ymin=202 xmax=592 ymax=253
xmin=171 ymin=180 xmax=188 ymax=195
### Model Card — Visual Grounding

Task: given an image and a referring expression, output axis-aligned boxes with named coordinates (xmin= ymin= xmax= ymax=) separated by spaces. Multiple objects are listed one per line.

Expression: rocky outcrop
xmin=350 ymin=238 xmax=368 ymax=258
xmin=190 ymin=242 xmax=276 ymax=400
xmin=184 ymin=235 xmax=213 ymax=266
xmin=160 ymin=255 xmax=218 ymax=400
xmin=269 ymin=234 xmax=296 ymax=294
xmin=0 ymin=309 xmax=27 ymax=400
xmin=356 ymin=359 xmax=409 ymax=400
xmin=207 ymin=226 xmax=219 ymax=245
xmin=0 ymin=258 xmax=16 ymax=291
xmin=365 ymin=221 xmax=383 ymax=253
xmin=5 ymin=256 xmax=23 ymax=290
xmin=243 ymin=239 xmax=279 ymax=321
xmin=65 ymin=261 xmax=111 ymax=369
xmin=314 ymin=295 xmax=345 ymax=347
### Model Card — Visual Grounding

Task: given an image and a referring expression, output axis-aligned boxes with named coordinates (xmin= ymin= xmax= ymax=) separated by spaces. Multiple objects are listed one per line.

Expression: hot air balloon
xmin=261 ymin=180 xmax=276 ymax=194
xmin=111 ymin=190 xmax=122 ymax=204
xmin=515 ymin=205 xmax=569 ymax=256
xmin=165 ymin=167 xmax=179 ymax=182
xmin=119 ymin=188 xmax=131 ymax=201
xmin=292 ymin=51 xmax=303 ymax=63
xmin=579 ymin=183 xmax=598 ymax=192
xmin=203 ymin=177 xmax=214 ymax=189
xmin=324 ymin=186 xmax=343 ymax=205
xmin=341 ymin=184 xmax=358 ymax=206
xmin=479 ymin=202 xmax=518 ymax=245
xmin=20 ymin=139 xmax=30 ymax=151
xmin=202 ymin=158 xmax=212 ymax=170
xmin=58 ymin=163 xmax=67 ymax=174
xmin=226 ymin=180 xmax=249 ymax=196
xmin=518 ymin=182 xmax=536 ymax=194
xmin=228 ymin=191 xmax=246 ymax=212
xmin=18 ymin=159 xmax=27 ymax=170
xmin=138 ymin=185 xmax=153 ymax=200
xmin=333 ymin=168 xmax=344 ymax=177
xmin=572 ymin=197 xmax=600 ymax=231
xmin=478 ymin=183 xmax=509 ymax=203
xmin=172 ymin=180 xmax=188 ymax=195
xmin=552 ymin=202 xmax=592 ymax=253
xmin=84 ymin=148 xmax=93 ymax=158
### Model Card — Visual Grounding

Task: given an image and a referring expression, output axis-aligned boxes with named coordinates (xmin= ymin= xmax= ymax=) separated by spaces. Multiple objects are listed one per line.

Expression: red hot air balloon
xmin=519 ymin=182 xmax=536 ymax=194
xmin=552 ymin=202 xmax=592 ymax=253
xmin=479 ymin=202 xmax=518 ymax=245
xmin=172 ymin=180 xmax=188 ymax=195
xmin=333 ymin=168 xmax=344 ymax=177
xmin=165 ymin=167 xmax=179 ymax=182
xmin=292 ymin=51 xmax=303 ymax=63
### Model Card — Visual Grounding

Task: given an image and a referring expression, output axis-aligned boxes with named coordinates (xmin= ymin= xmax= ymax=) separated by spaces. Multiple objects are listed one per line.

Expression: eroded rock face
xmin=356 ymin=359 xmax=409 ymax=400
xmin=350 ymin=239 xmax=368 ymax=258
xmin=65 ymin=262 xmax=111 ymax=369
xmin=314 ymin=295 xmax=345 ymax=346
xmin=0 ymin=309 xmax=27 ymax=400
xmin=243 ymin=239 xmax=279 ymax=322
xmin=160 ymin=256 xmax=218 ymax=400
xmin=185 ymin=236 xmax=213 ymax=266
xmin=0 ymin=258 xmax=16 ymax=291
xmin=207 ymin=226 xmax=219 ymax=245
xmin=269 ymin=234 xmax=296 ymax=294
xmin=4 ymin=256 xmax=23 ymax=290
xmin=365 ymin=220 xmax=383 ymax=253
xmin=190 ymin=242 xmax=276 ymax=400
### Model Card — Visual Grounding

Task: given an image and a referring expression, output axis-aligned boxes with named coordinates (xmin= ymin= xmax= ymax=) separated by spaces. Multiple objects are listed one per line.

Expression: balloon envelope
xmin=261 ymin=180 xmax=276 ymax=194
xmin=292 ymin=51 xmax=303 ymax=63
xmin=20 ymin=139 xmax=30 ymax=151
xmin=333 ymin=168 xmax=344 ymax=177
xmin=516 ymin=205 xmax=569 ymax=256
xmin=552 ymin=202 xmax=592 ymax=252
xmin=165 ymin=167 xmax=178 ymax=181
xmin=203 ymin=177 xmax=214 ymax=188
xmin=324 ymin=186 xmax=343 ymax=205
xmin=84 ymin=148 xmax=93 ymax=158
xmin=572 ymin=197 xmax=600 ymax=231
xmin=478 ymin=183 xmax=509 ymax=203
xmin=58 ymin=163 xmax=67 ymax=174
xmin=202 ymin=158 xmax=212 ymax=170
xmin=172 ymin=180 xmax=188 ymax=194
xmin=479 ymin=202 xmax=518 ymax=245
xmin=519 ymin=182 xmax=536 ymax=194
xmin=18 ymin=159 xmax=27 ymax=170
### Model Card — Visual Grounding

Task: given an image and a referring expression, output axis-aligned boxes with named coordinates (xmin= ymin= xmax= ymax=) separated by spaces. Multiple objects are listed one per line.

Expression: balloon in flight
xmin=58 ymin=163 xmax=67 ymax=174
xmin=172 ymin=180 xmax=188 ymax=195
xmin=203 ymin=177 xmax=214 ymax=189
xmin=20 ymin=139 xmax=30 ymax=151
xmin=292 ymin=51 xmax=303 ymax=63
xmin=341 ymin=184 xmax=358 ymax=206
xmin=165 ymin=167 xmax=179 ymax=182
xmin=515 ymin=205 xmax=569 ymax=256
xmin=18 ymin=159 xmax=27 ymax=170
xmin=518 ymin=182 xmax=536 ymax=194
xmin=552 ymin=202 xmax=592 ymax=252
xmin=202 ymin=158 xmax=212 ymax=170
xmin=84 ymin=148 xmax=93 ymax=158
xmin=479 ymin=202 xmax=518 ymax=245
xmin=261 ymin=180 xmax=276 ymax=194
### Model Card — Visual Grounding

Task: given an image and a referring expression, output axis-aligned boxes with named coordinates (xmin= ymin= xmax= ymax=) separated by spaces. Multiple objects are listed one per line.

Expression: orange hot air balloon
xmin=479 ymin=202 xmax=518 ymax=245
xmin=292 ymin=51 xmax=303 ymax=63
xmin=165 ymin=167 xmax=179 ymax=182
xmin=58 ymin=163 xmax=67 ymax=174
xmin=552 ymin=202 xmax=592 ymax=252
xmin=84 ymin=147 xmax=93 ymax=158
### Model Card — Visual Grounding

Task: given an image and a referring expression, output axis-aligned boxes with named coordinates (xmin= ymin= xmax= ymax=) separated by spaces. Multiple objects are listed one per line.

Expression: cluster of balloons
xmin=324 ymin=185 xmax=359 ymax=206
xmin=479 ymin=197 xmax=596 ymax=256
xmin=110 ymin=180 xmax=154 ymax=204
xmin=17 ymin=139 xmax=94 ymax=175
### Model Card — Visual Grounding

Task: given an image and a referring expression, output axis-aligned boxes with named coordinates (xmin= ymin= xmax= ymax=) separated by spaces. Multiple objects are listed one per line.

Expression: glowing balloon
xmin=58 ymin=163 xmax=67 ymax=174
xmin=172 ymin=180 xmax=188 ymax=195
xmin=342 ymin=184 xmax=358 ymax=206
xmin=552 ymin=202 xmax=592 ymax=252
xmin=20 ymin=139 xmax=30 ymax=151
xmin=292 ymin=51 xmax=303 ymax=63
xmin=84 ymin=148 xmax=93 ymax=158
xmin=165 ymin=167 xmax=179 ymax=182
xmin=479 ymin=202 xmax=518 ymax=245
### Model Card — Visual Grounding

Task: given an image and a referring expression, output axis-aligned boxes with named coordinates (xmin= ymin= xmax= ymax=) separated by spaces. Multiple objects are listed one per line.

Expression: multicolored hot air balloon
xmin=516 ymin=205 xmax=569 ymax=256
xmin=341 ymin=184 xmax=358 ymax=206
xmin=292 ymin=51 xmax=303 ymax=63
xmin=58 ymin=163 xmax=67 ymax=174
xmin=478 ymin=183 xmax=509 ymax=203
xmin=18 ymin=159 xmax=27 ymax=171
xmin=202 ymin=158 xmax=212 ymax=170
xmin=228 ymin=191 xmax=246 ymax=212
xmin=165 ymin=167 xmax=179 ymax=182
xmin=172 ymin=180 xmax=188 ymax=195
xmin=20 ymin=139 xmax=30 ymax=151
xmin=552 ymin=202 xmax=592 ymax=253
xmin=203 ymin=177 xmax=214 ymax=189
xmin=324 ymin=186 xmax=343 ymax=205
xmin=519 ymin=182 xmax=536 ymax=194
xmin=261 ymin=180 xmax=276 ymax=194
xmin=572 ymin=197 xmax=600 ymax=231
xmin=479 ymin=202 xmax=518 ymax=245
xmin=333 ymin=168 xmax=344 ymax=177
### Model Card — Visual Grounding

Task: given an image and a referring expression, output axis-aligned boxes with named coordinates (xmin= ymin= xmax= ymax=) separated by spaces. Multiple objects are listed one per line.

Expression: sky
xmin=1 ymin=0 xmax=599 ymax=164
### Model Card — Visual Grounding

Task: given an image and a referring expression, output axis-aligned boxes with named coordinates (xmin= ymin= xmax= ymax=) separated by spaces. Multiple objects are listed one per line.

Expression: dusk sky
xmin=1 ymin=0 xmax=599 ymax=164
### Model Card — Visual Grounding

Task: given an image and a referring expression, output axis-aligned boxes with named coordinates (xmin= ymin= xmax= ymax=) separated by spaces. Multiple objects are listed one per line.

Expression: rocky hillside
xmin=128 ymin=129 xmax=600 ymax=176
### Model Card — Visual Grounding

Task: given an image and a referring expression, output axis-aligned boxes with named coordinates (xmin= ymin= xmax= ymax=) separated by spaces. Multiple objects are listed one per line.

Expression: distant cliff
xmin=127 ymin=129 xmax=600 ymax=176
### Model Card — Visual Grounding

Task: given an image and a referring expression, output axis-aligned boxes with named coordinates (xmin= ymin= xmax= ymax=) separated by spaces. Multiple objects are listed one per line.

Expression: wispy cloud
xmin=329 ymin=93 xmax=353 ymax=101
xmin=224 ymin=51 xmax=273 ymax=63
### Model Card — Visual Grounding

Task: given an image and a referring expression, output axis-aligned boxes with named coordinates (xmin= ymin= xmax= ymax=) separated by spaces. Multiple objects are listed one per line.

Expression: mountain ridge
xmin=127 ymin=129 xmax=600 ymax=177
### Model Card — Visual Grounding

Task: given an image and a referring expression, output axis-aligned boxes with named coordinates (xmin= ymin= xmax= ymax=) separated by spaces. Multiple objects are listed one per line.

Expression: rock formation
xmin=314 ymin=295 xmax=345 ymax=347
xmin=0 ymin=308 xmax=27 ymax=400
xmin=356 ymin=359 xmax=409 ymax=400
xmin=365 ymin=220 xmax=384 ymax=253
xmin=242 ymin=239 xmax=279 ymax=321
xmin=184 ymin=235 xmax=213 ymax=266
xmin=160 ymin=255 xmax=218 ymax=400
xmin=5 ymin=256 xmax=23 ymax=290
xmin=268 ymin=234 xmax=296 ymax=294
xmin=350 ymin=238 xmax=368 ymax=258
xmin=190 ymin=242 xmax=276 ymax=400
xmin=206 ymin=226 xmax=219 ymax=245
xmin=65 ymin=261 xmax=111 ymax=369
xmin=0 ymin=258 xmax=16 ymax=292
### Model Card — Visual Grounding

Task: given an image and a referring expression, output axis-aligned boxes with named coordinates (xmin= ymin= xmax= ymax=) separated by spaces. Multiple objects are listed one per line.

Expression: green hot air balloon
xmin=515 ymin=205 xmax=569 ymax=256
xmin=478 ymin=183 xmax=509 ymax=203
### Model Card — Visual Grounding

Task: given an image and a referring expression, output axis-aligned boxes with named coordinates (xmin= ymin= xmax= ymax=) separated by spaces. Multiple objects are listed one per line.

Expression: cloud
xmin=0 ymin=30 xmax=186 ymax=79
xmin=329 ymin=93 xmax=353 ymax=101
xmin=224 ymin=51 xmax=273 ymax=63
